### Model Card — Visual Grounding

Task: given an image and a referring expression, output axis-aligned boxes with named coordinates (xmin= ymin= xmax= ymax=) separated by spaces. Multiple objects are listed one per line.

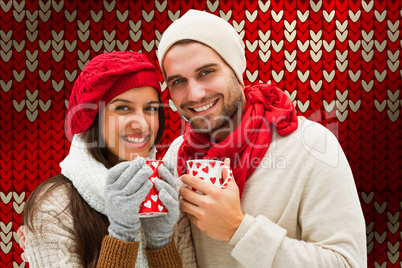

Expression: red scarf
xmin=177 ymin=83 xmax=298 ymax=197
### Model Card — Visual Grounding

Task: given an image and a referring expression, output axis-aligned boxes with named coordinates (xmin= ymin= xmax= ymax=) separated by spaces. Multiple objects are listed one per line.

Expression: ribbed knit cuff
xmin=97 ymin=235 xmax=139 ymax=268
xmin=145 ymin=239 xmax=182 ymax=268
xmin=229 ymin=214 xmax=255 ymax=246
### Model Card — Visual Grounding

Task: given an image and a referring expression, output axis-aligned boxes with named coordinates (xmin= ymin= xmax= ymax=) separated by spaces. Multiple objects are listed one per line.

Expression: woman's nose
xmin=121 ymin=113 xmax=148 ymax=130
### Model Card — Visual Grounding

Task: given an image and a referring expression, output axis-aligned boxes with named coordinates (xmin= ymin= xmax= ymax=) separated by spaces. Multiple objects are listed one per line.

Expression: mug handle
xmin=220 ymin=166 xmax=233 ymax=189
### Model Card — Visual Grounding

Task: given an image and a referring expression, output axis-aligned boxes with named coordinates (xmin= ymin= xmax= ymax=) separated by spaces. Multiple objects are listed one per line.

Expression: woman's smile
xmin=122 ymin=135 xmax=149 ymax=149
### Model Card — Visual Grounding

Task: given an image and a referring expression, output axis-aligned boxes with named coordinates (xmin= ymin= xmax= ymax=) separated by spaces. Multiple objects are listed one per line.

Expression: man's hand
xmin=179 ymin=158 xmax=245 ymax=242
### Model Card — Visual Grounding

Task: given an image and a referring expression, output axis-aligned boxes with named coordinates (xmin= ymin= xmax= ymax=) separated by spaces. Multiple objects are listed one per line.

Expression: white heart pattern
xmin=144 ymin=200 xmax=152 ymax=208
xmin=151 ymin=194 xmax=158 ymax=202
xmin=150 ymin=176 xmax=158 ymax=183
xmin=151 ymin=161 xmax=159 ymax=169
xmin=158 ymin=205 xmax=164 ymax=211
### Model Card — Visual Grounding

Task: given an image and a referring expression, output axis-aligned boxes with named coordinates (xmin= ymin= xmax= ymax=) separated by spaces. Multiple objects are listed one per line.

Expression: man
xmin=159 ymin=9 xmax=366 ymax=267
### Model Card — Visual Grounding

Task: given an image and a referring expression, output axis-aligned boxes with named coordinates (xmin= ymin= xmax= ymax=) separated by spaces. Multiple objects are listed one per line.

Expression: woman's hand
xmin=140 ymin=162 xmax=180 ymax=249
xmin=17 ymin=226 xmax=28 ymax=262
xmin=105 ymin=156 xmax=153 ymax=242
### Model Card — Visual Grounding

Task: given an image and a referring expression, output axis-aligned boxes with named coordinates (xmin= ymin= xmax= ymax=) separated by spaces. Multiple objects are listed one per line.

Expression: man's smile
xmin=186 ymin=98 xmax=219 ymax=114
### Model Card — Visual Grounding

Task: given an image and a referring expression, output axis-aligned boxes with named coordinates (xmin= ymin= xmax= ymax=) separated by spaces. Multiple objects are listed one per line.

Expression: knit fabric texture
xmin=97 ymin=237 xmax=183 ymax=268
xmin=157 ymin=9 xmax=246 ymax=86
xmin=145 ymin=239 xmax=183 ymax=268
xmin=67 ymin=51 xmax=161 ymax=135
xmin=97 ymin=236 xmax=140 ymax=267
xmin=24 ymin=183 xmax=82 ymax=267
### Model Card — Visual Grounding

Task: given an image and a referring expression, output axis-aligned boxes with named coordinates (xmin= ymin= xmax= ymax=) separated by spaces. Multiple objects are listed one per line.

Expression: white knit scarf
xmin=59 ymin=134 xmax=157 ymax=267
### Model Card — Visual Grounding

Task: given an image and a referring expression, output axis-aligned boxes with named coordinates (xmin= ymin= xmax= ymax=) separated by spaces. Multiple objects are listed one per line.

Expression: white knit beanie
xmin=158 ymin=9 xmax=246 ymax=86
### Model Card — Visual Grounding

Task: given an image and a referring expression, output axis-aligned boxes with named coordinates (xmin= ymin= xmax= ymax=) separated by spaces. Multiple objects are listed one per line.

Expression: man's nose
xmin=186 ymin=79 xmax=207 ymax=102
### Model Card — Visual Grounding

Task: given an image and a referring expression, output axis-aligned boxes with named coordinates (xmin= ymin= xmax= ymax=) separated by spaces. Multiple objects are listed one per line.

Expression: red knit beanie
xmin=66 ymin=51 xmax=161 ymax=135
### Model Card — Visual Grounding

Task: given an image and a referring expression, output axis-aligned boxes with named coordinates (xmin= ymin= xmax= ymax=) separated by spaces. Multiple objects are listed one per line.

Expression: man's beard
xmin=186 ymin=76 xmax=244 ymax=136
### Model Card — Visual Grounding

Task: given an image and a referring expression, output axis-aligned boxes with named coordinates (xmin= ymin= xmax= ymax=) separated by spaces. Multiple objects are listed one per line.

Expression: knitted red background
xmin=0 ymin=1 xmax=400 ymax=267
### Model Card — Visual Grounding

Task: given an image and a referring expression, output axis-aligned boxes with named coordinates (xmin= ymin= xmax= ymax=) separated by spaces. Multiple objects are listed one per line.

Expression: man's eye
xmin=173 ymin=78 xmax=185 ymax=85
xmin=202 ymin=70 xmax=212 ymax=75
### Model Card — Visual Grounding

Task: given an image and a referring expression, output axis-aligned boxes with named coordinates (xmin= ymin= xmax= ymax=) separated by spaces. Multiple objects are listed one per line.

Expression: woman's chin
xmin=125 ymin=148 xmax=150 ymax=161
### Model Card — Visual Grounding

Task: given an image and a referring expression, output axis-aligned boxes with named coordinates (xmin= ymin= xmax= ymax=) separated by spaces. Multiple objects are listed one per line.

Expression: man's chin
xmin=190 ymin=120 xmax=229 ymax=135
xmin=190 ymin=125 xmax=213 ymax=134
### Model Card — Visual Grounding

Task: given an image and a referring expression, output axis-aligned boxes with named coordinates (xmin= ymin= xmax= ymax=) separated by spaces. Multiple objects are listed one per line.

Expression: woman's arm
xmin=24 ymin=184 xmax=83 ymax=267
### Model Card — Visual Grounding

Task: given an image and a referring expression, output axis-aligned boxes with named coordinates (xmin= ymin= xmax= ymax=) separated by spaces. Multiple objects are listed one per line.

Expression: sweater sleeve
xmin=145 ymin=239 xmax=183 ymax=268
xmin=96 ymin=236 xmax=139 ymax=267
xmin=229 ymin=124 xmax=367 ymax=268
xmin=96 ymin=236 xmax=182 ymax=268
xmin=24 ymin=185 xmax=82 ymax=267
xmin=96 ymin=213 xmax=196 ymax=268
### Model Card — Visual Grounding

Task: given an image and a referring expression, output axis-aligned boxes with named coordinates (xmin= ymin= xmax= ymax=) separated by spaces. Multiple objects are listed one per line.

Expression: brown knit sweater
xmin=97 ymin=236 xmax=182 ymax=267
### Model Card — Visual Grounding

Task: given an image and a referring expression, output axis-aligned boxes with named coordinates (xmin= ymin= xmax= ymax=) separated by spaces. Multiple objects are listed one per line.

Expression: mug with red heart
xmin=138 ymin=160 xmax=168 ymax=218
xmin=186 ymin=159 xmax=233 ymax=194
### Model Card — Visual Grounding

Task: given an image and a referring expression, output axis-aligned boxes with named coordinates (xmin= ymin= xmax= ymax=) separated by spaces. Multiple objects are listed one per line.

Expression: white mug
xmin=186 ymin=159 xmax=233 ymax=194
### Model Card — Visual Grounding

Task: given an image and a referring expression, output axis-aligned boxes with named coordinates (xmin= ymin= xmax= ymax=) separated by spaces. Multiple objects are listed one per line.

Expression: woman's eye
xmin=146 ymin=106 xmax=159 ymax=112
xmin=115 ymin=105 xmax=129 ymax=111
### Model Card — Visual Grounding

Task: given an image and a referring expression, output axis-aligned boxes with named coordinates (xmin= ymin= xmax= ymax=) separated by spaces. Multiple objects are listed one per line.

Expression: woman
xmin=19 ymin=52 xmax=196 ymax=267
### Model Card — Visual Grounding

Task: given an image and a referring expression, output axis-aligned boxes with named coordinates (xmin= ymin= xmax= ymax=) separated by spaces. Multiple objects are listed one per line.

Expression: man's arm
xmin=180 ymin=130 xmax=366 ymax=267
xmin=229 ymin=145 xmax=366 ymax=267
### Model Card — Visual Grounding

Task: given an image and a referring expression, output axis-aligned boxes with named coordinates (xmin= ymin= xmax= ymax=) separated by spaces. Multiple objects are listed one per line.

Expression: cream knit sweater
xmin=163 ymin=117 xmax=367 ymax=268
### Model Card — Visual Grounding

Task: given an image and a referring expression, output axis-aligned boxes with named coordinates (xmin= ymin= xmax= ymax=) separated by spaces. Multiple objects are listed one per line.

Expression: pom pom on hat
xmin=67 ymin=51 xmax=161 ymax=135
xmin=157 ymin=9 xmax=246 ymax=86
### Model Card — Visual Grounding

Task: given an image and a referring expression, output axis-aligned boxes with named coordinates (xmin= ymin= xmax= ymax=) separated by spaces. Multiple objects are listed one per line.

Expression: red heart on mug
xmin=196 ymin=163 xmax=202 ymax=169
xmin=192 ymin=170 xmax=198 ymax=176
xmin=209 ymin=161 xmax=216 ymax=168
xmin=202 ymin=166 xmax=209 ymax=173
xmin=189 ymin=161 xmax=193 ymax=168
xmin=210 ymin=177 xmax=216 ymax=184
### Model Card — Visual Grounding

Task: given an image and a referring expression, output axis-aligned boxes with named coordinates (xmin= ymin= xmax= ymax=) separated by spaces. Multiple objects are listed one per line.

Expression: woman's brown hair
xmin=22 ymin=91 xmax=166 ymax=266
xmin=22 ymin=176 xmax=110 ymax=267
